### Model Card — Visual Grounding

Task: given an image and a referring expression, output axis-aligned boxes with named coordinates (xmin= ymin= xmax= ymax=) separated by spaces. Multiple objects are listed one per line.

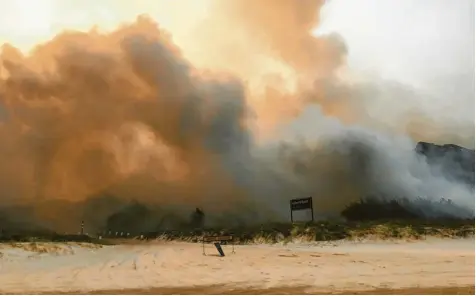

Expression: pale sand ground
xmin=0 ymin=238 xmax=474 ymax=294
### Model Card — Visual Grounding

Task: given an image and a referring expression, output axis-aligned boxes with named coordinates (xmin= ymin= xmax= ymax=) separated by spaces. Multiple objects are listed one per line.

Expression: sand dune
xmin=0 ymin=239 xmax=474 ymax=294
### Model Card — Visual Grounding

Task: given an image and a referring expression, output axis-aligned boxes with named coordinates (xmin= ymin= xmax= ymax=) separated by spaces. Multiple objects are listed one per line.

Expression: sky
xmin=0 ymin=0 xmax=473 ymax=98
xmin=0 ymin=0 xmax=473 ymax=80
xmin=317 ymin=0 xmax=475 ymax=93
xmin=0 ymin=0 xmax=473 ymax=143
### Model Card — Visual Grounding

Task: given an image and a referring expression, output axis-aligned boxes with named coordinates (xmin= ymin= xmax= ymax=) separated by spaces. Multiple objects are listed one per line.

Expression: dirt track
xmin=0 ymin=238 xmax=474 ymax=294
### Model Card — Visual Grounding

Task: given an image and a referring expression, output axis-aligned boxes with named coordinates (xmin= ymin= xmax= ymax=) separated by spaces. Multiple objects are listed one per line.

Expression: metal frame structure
xmin=202 ymin=235 xmax=235 ymax=256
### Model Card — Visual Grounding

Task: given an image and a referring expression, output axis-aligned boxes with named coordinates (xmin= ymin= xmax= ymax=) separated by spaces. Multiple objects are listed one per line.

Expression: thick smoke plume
xmin=0 ymin=1 xmax=474 ymax=232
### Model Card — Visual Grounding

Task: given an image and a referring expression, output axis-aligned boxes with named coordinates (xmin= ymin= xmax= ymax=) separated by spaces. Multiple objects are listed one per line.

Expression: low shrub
xmin=341 ymin=196 xmax=474 ymax=221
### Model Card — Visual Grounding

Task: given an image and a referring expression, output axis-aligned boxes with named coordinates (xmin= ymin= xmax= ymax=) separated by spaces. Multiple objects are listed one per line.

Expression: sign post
xmin=290 ymin=197 xmax=314 ymax=223
xmin=214 ymin=242 xmax=225 ymax=257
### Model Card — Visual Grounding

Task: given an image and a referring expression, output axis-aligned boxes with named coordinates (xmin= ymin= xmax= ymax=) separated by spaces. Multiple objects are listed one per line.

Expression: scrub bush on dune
xmin=341 ymin=196 xmax=475 ymax=221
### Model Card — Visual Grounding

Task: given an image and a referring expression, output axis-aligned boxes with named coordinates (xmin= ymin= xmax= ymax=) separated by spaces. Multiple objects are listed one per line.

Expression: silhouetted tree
xmin=191 ymin=207 xmax=205 ymax=229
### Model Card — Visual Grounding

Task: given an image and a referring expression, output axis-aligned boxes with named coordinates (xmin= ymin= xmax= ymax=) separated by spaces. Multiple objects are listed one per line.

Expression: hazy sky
xmin=317 ymin=0 xmax=475 ymax=92
xmin=0 ymin=0 xmax=473 ymax=124
xmin=1 ymin=0 xmax=473 ymax=92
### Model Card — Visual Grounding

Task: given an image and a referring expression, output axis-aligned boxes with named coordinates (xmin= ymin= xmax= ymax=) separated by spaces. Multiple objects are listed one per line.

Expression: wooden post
xmin=290 ymin=200 xmax=294 ymax=223
xmin=214 ymin=242 xmax=225 ymax=257
xmin=310 ymin=197 xmax=314 ymax=223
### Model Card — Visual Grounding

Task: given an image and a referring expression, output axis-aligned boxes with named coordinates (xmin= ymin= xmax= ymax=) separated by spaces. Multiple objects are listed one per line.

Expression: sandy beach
xmin=0 ymin=238 xmax=473 ymax=294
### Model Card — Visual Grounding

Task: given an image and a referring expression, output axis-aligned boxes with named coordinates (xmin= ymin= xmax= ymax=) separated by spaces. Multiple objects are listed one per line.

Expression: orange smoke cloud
xmin=0 ymin=16 xmax=250 ymax=209
xmin=0 ymin=1 xmax=473 ymax=232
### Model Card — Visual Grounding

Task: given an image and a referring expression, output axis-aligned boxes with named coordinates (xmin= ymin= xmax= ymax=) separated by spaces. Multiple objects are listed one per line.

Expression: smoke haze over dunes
xmin=0 ymin=0 xmax=473 ymax=232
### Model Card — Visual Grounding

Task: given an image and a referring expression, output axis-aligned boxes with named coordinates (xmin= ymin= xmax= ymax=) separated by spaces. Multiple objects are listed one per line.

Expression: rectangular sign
xmin=290 ymin=197 xmax=314 ymax=223
xmin=203 ymin=235 xmax=233 ymax=242
xmin=292 ymin=209 xmax=313 ymax=222
xmin=290 ymin=197 xmax=312 ymax=211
